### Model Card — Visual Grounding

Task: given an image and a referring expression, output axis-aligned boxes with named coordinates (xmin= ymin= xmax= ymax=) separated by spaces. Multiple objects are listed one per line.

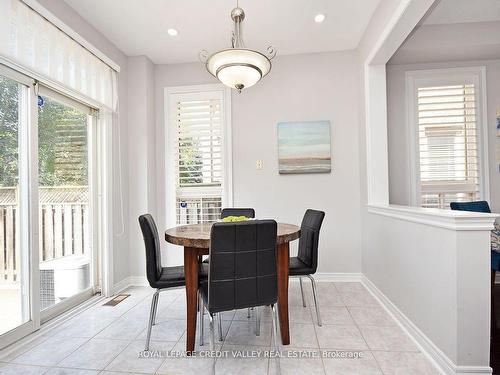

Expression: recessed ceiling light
xmin=314 ymin=14 xmax=326 ymax=23
xmin=167 ymin=28 xmax=178 ymax=36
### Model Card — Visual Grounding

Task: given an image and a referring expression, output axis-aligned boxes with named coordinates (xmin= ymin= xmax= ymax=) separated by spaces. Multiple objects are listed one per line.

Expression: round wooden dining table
xmin=165 ymin=222 xmax=300 ymax=354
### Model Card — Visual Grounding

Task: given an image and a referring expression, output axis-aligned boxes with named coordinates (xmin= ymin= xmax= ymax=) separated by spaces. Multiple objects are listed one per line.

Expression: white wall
xmin=143 ymin=51 xmax=363 ymax=273
xmin=127 ymin=56 xmax=156 ymax=278
xmin=387 ymin=59 xmax=500 ymax=214
xmin=34 ymin=0 xmax=131 ymax=286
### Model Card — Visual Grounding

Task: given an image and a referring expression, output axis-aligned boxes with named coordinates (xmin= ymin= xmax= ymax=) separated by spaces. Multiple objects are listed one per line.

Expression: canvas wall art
xmin=278 ymin=121 xmax=331 ymax=174
xmin=497 ymin=108 xmax=500 ymax=137
xmin=497 ymin=143 xmax=500 ymax=174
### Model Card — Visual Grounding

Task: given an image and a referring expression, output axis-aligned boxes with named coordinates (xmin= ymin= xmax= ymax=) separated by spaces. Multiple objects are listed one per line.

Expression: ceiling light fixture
xmin=199 ymin=2 xmax=276 ymax=93
xmin=167 ymin=28 xmax=178 ymax=36
xmin=314 ymin=14 xmax=326 ymax=23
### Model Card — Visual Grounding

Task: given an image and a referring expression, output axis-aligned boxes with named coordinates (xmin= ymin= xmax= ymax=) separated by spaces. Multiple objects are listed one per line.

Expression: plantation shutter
xmin=172 ymin=92 xmax=224 ymax=224
xmin=417 ymin=84 xmax=480 ymax=208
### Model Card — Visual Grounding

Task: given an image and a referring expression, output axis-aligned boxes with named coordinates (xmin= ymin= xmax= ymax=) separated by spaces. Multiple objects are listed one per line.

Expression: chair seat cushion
xmin=492 ymin=251 xmax=500 ymax=272
xmin=289 ymin=256 xmax=315 ymax=276
xmin=151 ymin=266 xmax=185 ymax=289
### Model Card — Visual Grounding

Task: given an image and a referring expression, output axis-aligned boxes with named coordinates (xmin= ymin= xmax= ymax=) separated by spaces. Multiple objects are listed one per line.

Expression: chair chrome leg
xmin=271 ymin=304 xmax=281 ymax=375
xmin=255 ymin=306 xmax=260 ymax=336
xmin=308 ymin=275 xmax=322 ymax=326
xmin=209 ymin=313 xmax=216 ymax=375
xmin=145 ymin=290 xmax=159 ymax=351
xmin=299 ymin=277 xmax=307 ymax=307
xmin=199 ymin=294 xmax=204 ymax=346
xmin=152 ymin=290 xmax=159 ymax=326
xmin=218 ymin=313 xmax=223 ymax=341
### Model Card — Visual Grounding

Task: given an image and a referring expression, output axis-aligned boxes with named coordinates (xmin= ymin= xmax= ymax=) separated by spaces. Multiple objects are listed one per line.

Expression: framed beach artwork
xmin=497 ymin=108 xmax=500 ymax=137
xmin=278 ymin=121 xmax=331 ymax=174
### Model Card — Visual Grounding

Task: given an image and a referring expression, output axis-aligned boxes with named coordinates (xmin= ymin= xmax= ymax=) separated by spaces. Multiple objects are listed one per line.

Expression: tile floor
xmin=0 ymin=282 xmax=441 ymax=374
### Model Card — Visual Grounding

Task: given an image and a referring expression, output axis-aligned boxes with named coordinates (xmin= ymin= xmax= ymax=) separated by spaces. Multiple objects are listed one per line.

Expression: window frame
xmin=164 ymin=84 xmax=233 ymax=228
xmin=405 ymin=67 xmax=490 ymax=208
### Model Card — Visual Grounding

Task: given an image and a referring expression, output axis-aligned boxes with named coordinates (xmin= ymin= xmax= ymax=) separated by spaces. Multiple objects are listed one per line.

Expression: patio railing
xmin=0 ymin=187 xmax=89 ymax=283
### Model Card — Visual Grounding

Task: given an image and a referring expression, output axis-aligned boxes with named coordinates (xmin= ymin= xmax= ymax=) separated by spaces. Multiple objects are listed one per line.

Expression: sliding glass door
xmin=37 ymin=87 xmax=97 ymax=321
xmin=0 ymin=65 xmax=99 ymax=347
xmin=0 ymin=70 xmax=30 ymax=339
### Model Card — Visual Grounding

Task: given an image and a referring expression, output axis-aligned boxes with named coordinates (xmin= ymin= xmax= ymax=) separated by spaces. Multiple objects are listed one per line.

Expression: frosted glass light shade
xmin=206 ymin=49 xmax=271 ymax=91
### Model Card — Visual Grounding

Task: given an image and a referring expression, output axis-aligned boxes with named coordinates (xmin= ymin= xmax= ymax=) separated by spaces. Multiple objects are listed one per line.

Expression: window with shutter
xmin=407 ymin=68 xmax=489 ymax=209
xmin=166 ymin=86 xmax=232 ymax=225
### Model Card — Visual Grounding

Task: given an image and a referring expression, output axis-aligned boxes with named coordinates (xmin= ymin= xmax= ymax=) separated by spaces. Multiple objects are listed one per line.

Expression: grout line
xmin=342 ymin=284 xmax=388 ymax=375
xmin=314 ymin=283 xmax=338 ymax=375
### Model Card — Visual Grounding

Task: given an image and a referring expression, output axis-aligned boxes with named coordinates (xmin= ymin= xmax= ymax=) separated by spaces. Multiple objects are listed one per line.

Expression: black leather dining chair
xmin=205 ymin=207 xmax=257 ymax=323
xmin=139 ymin=214 xmax=188 ymax=351
xmin=199 ymin=220 xmax=280 ymax=374
xmin=220 ymin=207 xmax=255 ymax=219
xmin=289 ymin=209 xmax=325 ymax=326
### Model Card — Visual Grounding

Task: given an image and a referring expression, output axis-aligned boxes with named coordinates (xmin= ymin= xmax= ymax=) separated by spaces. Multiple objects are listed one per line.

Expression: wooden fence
xmin=0 ymin=188 xmax=89 ymax=283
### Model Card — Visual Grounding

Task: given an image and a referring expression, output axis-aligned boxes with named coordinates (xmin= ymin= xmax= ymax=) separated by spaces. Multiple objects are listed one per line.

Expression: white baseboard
xmin=361 ymin=275 xmax=492 ymax=375
xmin=112 ymin=276 xmax=149 ymax=294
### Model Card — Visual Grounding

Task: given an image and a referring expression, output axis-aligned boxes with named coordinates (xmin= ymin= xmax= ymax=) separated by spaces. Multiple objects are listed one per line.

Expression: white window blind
xmin=168 ymin=89 xmax=230 ymax=225
xmin=417 ymin=83 xmax=481 ymax=208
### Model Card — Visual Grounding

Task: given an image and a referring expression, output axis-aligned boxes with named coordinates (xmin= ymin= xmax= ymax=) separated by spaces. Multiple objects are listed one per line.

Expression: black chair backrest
xmin=138 ymin=214 xmax=162 ymax=287
xmin=297 ymin=209 xmax=325 ymax=273
xmin=208 ymin=220 xmax=278 ymax=313
xmin=220 ymin=208 xmax=256 ymax=219
xmin=450 ymin=201 xmax=491 ymax=213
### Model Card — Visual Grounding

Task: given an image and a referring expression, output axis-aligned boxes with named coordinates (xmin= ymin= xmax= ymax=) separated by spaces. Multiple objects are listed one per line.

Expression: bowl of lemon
xmin=221 ymin=216 xmax=251 ymax=222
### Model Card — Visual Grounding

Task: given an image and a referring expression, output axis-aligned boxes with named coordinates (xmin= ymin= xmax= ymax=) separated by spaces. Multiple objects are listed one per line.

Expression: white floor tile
xmin=44 ymin=368 xmax=98 ymax=375
xmin=288 ymin=306 xmax=314 ymax=324
xmin=306 ymin=285 xmax=345 ymax=308
xmin=215 ymin=344 xmax=270 ymax=375
xmin=317 ymin=307 xmax=354 ymax=325
xmin=269 ymin=355 xmax=324 ymax=375
xmin=12 ymin=337 xmax=88 ymax=366
xmin=51 ymin=314 xmax=116 ymax=339
xmin=57 ymin=338 xmax=129 ymax=370
xmin=372 ymin=351 xmax=440 ymax=375
xmin=289 ymin=323 xmax=318 ymax=348
xmin=0 ymin=334 xmax=52 ymax=362
xmin=225 ymin=321 xmax=272 ymax=347
xmin=348 ymin=307 xmax=396 ymax=327
xmin=156 ymin=355 xmax=214 ymax=375
xmin=334 ymin=282 xmax=368 ymax=294
xmin=136 ymin=319 xmax=186 ymax=342
xmin=338 ymin=290 xmax=379 ymax=307
xmin=105 ymin=340 xmax=168 ymax=374
xmin=322 ymin=350 xmax=382 ymax=375
xmin=0 ymin=363 xmax=48 ymax=375
xmin=315 ymin=325 xmax=368 ymax=350
xmin=359 ymin=326 xmax=419 ymax=352
xmin=95 ymin=315 xmax=146 ymax=341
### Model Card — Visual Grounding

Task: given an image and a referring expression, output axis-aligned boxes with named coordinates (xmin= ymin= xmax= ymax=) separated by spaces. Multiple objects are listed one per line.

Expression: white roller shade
xmin=0 ymin=0 xmax=117 ymax=110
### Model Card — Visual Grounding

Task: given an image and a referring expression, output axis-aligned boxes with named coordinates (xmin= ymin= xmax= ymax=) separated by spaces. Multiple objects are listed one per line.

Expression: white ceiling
xmin=63 ymin=0 xmax=381 ymax=64
xmin=423 ymin=0 xmax=500 ymax=25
